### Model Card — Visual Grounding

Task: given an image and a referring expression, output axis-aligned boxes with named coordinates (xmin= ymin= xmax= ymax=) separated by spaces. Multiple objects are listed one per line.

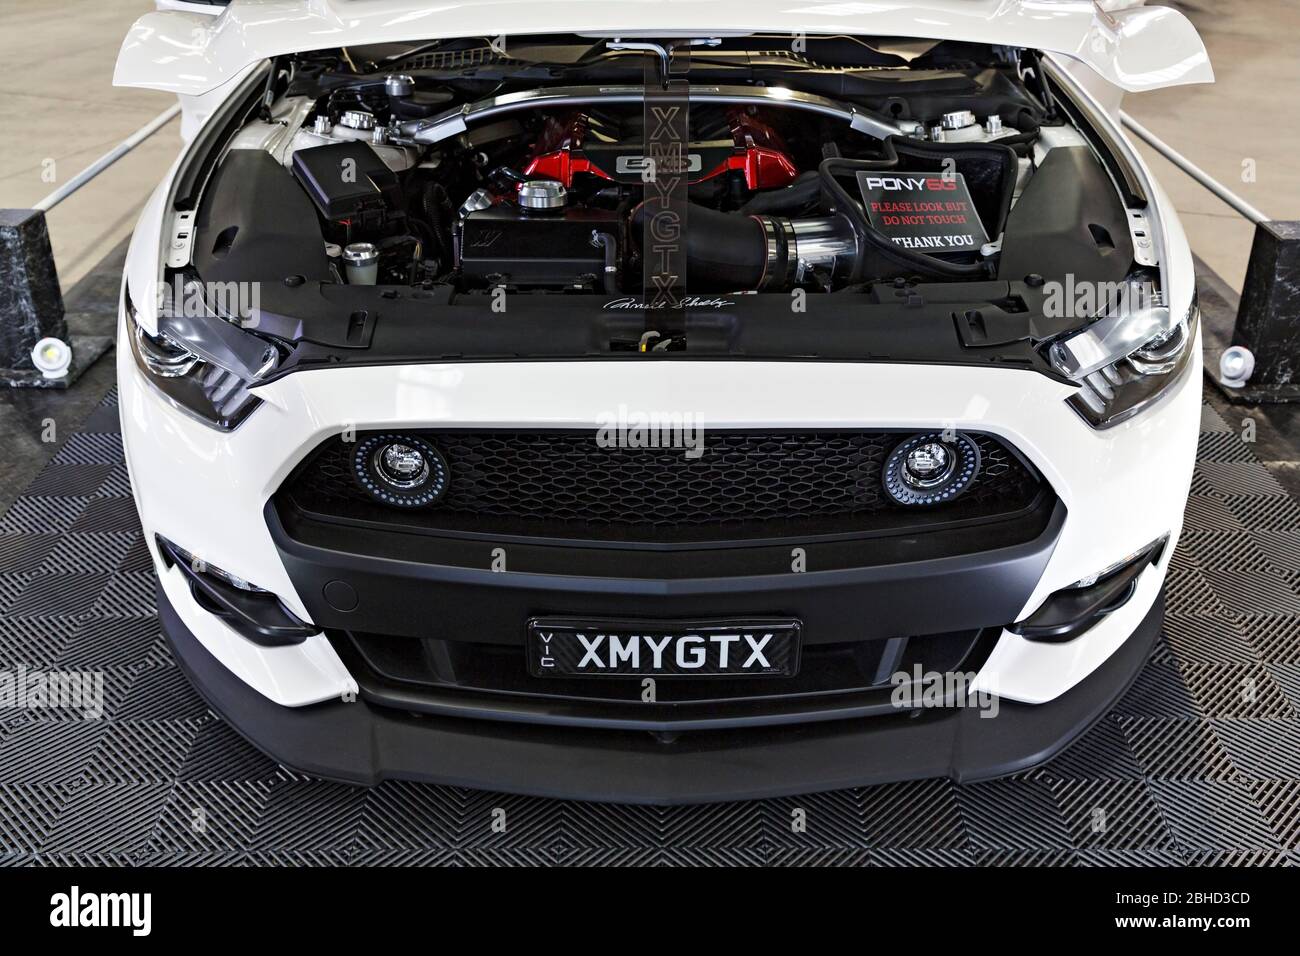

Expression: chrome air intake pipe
xmin=761 ymin=215 xmax=860 ymax=289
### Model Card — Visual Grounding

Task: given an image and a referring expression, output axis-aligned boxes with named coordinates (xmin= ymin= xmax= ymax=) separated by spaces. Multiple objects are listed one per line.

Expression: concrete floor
xmin=1125 ymin=0 xmax=1300 ymax=291
xmin=0 ymin=0 xmax=178 ymax=290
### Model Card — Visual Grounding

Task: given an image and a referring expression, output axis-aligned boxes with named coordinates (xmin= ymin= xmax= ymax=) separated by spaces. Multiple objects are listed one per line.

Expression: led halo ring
xmin=351 ymin=433 xmax=449 ymax=508
xmin=882 ymin=432 xmax=982 ymax=506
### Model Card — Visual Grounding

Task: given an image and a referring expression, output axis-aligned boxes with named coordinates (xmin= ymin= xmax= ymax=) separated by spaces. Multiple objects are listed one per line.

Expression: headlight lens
xmin=125 ymin=281 xmax=275 ymax=431
xmin=1048 ymin=285 xmax=1198 ymax=428
xmin=134 ymin=320 xmax=200 ymax=379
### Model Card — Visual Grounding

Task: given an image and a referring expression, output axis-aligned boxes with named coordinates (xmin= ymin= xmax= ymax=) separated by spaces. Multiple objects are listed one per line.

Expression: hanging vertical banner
xmin=641 ymin=47 xmax=691 ymax=341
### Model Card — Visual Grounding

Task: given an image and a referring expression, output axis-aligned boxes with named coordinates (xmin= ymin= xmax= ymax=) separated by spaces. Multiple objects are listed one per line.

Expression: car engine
xmin=199 ymin=35 xmax=1115 ymax=302
xmin=175 ymin=33 xmax=1153 ymax=371
xmin=285 ymin=88 xmax=1026 ymax=295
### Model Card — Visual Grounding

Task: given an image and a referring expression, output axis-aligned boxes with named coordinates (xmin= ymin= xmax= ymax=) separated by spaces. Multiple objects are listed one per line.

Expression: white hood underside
xmin=115 ymin=0 xmax=1212 ymax=97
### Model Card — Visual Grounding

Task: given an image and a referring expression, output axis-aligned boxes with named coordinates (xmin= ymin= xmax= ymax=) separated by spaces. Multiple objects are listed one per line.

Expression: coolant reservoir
xmin=343 ymin=242 xmax=379 ymax=285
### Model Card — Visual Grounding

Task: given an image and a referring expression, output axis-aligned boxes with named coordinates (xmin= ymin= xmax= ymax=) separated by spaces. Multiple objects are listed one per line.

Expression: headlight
xmin=125 ymin=280 xmax=277 ymax=431
xmin=1048 ymin=285 xmax=1198 ymax=428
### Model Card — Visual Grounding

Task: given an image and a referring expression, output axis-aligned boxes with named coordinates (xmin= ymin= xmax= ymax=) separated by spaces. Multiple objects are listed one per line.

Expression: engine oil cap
xmin=940 ymin=109 xmax=977 ymax=130
xmin=339 ymin=109 xmax=376 ymax=131
xmin=517 ymin=179 xmax=567 ymax=211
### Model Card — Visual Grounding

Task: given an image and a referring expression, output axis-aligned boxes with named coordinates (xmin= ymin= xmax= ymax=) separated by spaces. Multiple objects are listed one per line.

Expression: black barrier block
xmin=0 ymin=209 xmax=67 ymax=370
xmin=1231 ymin=220 xmax=1300 ymax=401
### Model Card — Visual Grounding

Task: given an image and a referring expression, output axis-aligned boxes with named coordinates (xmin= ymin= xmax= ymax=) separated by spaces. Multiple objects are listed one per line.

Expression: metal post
xmin=2 ymin=103 xmax=181 ymax=388
xmin=1119 ymin=111 xmax=1269 ymax=224
xmin=35 ymin=104 xmax=181 ymax=213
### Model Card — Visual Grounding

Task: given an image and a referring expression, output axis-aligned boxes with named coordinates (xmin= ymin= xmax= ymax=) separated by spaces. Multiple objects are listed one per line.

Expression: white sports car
xmin=114 ymin=0 xmax=1211 ymax=802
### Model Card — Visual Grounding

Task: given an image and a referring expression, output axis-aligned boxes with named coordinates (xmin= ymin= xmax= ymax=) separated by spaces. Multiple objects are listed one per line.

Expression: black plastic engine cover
xmin=192 ymin=150 xmax=331 ymax=284
xmin=998 ymin=146 xmax=1135 ymax=286
xmin=291 ymin=141 xmax=399 ymax=221
xmin=459 ymin=205 xmax=619 ymax=286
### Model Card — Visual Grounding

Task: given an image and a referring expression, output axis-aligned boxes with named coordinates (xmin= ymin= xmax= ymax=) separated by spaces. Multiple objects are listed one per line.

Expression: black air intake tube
xmin=632 ymin=202 xmax=767 ymax=290
xmin=631 ymin=203 xmax=857 ymax=291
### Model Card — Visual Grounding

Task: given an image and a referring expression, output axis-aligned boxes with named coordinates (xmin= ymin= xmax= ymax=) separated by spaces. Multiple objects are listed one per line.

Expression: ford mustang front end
xmin=114 ymin=1 xmax=1211 ymax=802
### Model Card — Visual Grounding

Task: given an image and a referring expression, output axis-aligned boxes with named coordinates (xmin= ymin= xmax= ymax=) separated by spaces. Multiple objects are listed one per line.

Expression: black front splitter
xmin=160 ymin=583 xmax=1163 ymax=805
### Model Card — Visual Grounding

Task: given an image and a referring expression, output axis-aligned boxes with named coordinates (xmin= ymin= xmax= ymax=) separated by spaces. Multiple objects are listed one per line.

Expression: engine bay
xmin=175 ymin=34 xmax=1152 ymax=366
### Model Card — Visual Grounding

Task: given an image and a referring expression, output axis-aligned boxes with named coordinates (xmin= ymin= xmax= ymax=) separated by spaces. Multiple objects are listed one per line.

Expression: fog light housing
xmin=352 ymin=434 xmax=449 ymax=507
xmin=883 ymin=432 xmax=981 ymax=505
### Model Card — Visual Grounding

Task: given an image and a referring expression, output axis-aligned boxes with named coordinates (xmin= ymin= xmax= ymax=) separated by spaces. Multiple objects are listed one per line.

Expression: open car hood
xmin=115 ymin=0 xmax=1212 ymax=97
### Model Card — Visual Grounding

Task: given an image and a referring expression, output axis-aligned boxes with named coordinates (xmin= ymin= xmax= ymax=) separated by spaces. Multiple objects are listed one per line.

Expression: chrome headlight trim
xmin=1057 ymin=291 xmax=1199 ymax=429
xmin=125 ymin=283 xmax=267 ymax=432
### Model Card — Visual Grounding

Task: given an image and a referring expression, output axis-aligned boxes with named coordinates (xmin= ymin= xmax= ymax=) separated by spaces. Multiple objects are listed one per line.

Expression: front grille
xmin=280 ymin=430 xmax=1043 ymax=542
xmin=328 ymin=627 xmax=999 ymax=729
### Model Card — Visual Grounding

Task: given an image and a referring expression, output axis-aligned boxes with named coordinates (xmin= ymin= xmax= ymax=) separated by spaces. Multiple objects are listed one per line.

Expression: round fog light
xmin=902 ymin=441 xmax=955 ymax=489
xmin=352 ymin=434 xmax=448 ymax=507
xmin=883 ymin=432 xmax=981 ymax=506
xmin=376 ymin=442 xmax=430 ymax=489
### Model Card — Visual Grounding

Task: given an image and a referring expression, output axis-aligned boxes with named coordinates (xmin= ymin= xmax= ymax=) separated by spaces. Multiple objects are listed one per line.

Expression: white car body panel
xmin=157 ymin=563 xmax=356 ymax=706
xmin=153 ymin=0 xmax=226 ymax=15
xmin=114 ymin=0 xmax=1212 ymax=98
xmin=120 ymin=305 xmax=1201 ymax=707
xmin=974 ymin=558 xmax=1166 ymax=704
xmin=174 ymin=65 xmax=261 ymax=142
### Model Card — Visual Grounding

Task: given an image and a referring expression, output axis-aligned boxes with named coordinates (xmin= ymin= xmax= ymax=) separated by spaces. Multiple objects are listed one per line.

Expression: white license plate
xmin=526 ymin=618 xmax=801 ymax=678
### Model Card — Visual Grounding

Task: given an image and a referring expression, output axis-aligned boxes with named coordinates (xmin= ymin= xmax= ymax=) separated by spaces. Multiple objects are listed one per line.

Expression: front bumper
xmin=161 ymin=580 xmax=1164 ymax=802
xmin=121 ymin=308 xmax=1200 ymax=799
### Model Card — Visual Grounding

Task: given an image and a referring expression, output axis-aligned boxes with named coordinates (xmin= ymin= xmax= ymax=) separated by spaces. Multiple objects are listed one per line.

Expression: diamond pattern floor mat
xmin=1 ymin=390 xmax=1298 ymax=866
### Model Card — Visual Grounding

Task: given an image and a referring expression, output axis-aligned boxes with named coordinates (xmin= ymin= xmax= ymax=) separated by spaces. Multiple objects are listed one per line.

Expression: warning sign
xmin=856 ymin=170 xmax=989 ymax=254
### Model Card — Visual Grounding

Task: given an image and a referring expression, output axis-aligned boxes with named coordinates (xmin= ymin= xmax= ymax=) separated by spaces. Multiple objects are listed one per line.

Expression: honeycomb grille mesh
xmin=282 ymin=431 xmax=1042 ymax=541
